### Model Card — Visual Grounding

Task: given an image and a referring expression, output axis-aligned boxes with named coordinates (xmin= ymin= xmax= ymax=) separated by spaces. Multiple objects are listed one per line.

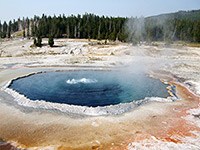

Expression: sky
xmin=0 ymin=0 xmax=200 ymax=22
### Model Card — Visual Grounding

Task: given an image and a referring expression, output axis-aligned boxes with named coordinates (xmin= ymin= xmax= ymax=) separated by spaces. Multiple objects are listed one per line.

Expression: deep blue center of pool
xmin=9 ymin=71 xmax=169 ymax=107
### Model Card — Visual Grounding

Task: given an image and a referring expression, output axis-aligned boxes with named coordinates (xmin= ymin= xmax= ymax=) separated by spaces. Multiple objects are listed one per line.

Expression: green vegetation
xmin=0 ymin=14 xmax=126 ymax=41
xmin=37 ymin=36 xmax=42 ymax=47
xmin=7 ymin=30 xmax=10 ymax=38
xmin=187 ymin=42 xmax=200 ymax=47
xmin=145 ymin=17 xmax=200 ymax=43
xmin=0 ymin=10 xmax=200 ymax=44
xmin=34 ymin=36 xmax=42 ymax=47
xmin=34 ymin=38 xmax=37 ymax=45
xmin=148 ymin=10 xmax=200 ymax=21
xmin=23 ymin=30 xmax=25 ymax=38
xmin=48 ymin=36 xmax=54 ymax=47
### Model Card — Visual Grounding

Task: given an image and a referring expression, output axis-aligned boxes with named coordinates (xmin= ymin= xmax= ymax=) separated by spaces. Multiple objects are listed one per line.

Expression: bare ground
xmin=0 ymin=38 xmax=200 ymax=149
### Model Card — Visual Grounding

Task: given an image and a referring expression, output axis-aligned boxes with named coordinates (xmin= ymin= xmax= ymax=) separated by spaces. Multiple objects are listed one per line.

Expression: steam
xmin=66 ymin=78 xmax=98 ymax=84
xmin=122 ymin=15 xmax=176 ymax=75
xmin=150 ymin=16 xmax=177 ymax=42
xmin=125 ymin=15 xmax=177 ymax=45
xmin=125 ymin=17 xmax=145 ymax=44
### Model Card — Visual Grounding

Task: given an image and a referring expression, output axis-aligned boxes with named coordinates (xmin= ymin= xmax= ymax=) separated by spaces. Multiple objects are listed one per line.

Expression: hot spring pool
xmin=9 ymin=70 xmax=170 ymax=107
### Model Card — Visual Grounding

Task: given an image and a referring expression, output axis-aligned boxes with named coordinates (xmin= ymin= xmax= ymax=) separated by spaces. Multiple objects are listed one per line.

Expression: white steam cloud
xmin=66 ymin=78 xmax=98 ymax=84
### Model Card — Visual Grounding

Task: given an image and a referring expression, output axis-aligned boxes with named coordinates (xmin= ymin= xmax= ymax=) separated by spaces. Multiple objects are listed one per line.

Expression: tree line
xmin=0 ymin=11 xmax=199 ymax=43
xmin=144 ymin=17 xmax=200 ymax=43
xmin=0 ymin=13 xmax=127 ymax=42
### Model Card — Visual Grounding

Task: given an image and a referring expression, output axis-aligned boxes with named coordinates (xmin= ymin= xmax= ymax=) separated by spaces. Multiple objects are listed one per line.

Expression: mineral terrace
xmin=0 ymin=38 xmax=200 ymax=150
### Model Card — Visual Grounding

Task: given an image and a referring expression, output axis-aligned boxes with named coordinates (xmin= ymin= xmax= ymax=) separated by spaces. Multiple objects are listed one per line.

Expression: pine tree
xmin=34 ymin=38 xmax=37 ymax=45
xmin=1 ymin=12 xmax=200 ymax=43
xmin=34 ymin=36 xmax=42 ymax=47
xmin=23 ymin=30 xmax=25 ymax=38
xmin=37 ymin=36 xmax=42 ymax=47
xmin=26 ymin=18 xmax=30 ymax=37
xmin=7 ymin=29 xmax=11 ymax=38
xmin=2 ymin=21 xmax=7 ymax=38
xmin=48 ymin=36 xmax=54 ymax=47
xmin=66 ymin=24 xmax=70 ymax=38
xmin=98 ymin=23 xmax=101 ymax=40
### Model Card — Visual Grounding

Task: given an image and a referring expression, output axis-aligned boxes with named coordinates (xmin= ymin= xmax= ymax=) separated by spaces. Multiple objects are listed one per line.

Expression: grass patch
xmin=110 ymin=52 xmax=114 ymax=55
xmin=89 ymin=57 xmax=102 ymax=61
xmin=25 ymin=52 xmax=43 ymax=55
xmin=49 ymin=50 xmax=59 ymax=55
xmin=71 ymin=60 xmax=80 ymax=64
xmin=110 ymin=63 xmax=116 ymax=65
xmin=187 ymin=43 xmax=200 ymax=48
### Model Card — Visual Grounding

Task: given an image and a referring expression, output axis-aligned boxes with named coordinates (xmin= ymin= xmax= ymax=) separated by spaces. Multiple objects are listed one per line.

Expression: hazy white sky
xmin=0 ymin=0 xmax=200 ymax=22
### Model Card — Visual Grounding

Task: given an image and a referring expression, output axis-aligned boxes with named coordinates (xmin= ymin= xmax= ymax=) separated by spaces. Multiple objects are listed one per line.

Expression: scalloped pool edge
xmin=1 ymin=71 xmax=178 ymax=116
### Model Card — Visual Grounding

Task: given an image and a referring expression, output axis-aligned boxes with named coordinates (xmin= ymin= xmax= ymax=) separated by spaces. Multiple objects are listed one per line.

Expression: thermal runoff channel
xmin=9 ymin=71 xmax=169 ymax=107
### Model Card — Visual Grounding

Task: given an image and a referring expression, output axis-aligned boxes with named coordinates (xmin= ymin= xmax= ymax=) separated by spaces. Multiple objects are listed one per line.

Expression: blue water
xmin=9 ymin=71 xmax=169 ymax=107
